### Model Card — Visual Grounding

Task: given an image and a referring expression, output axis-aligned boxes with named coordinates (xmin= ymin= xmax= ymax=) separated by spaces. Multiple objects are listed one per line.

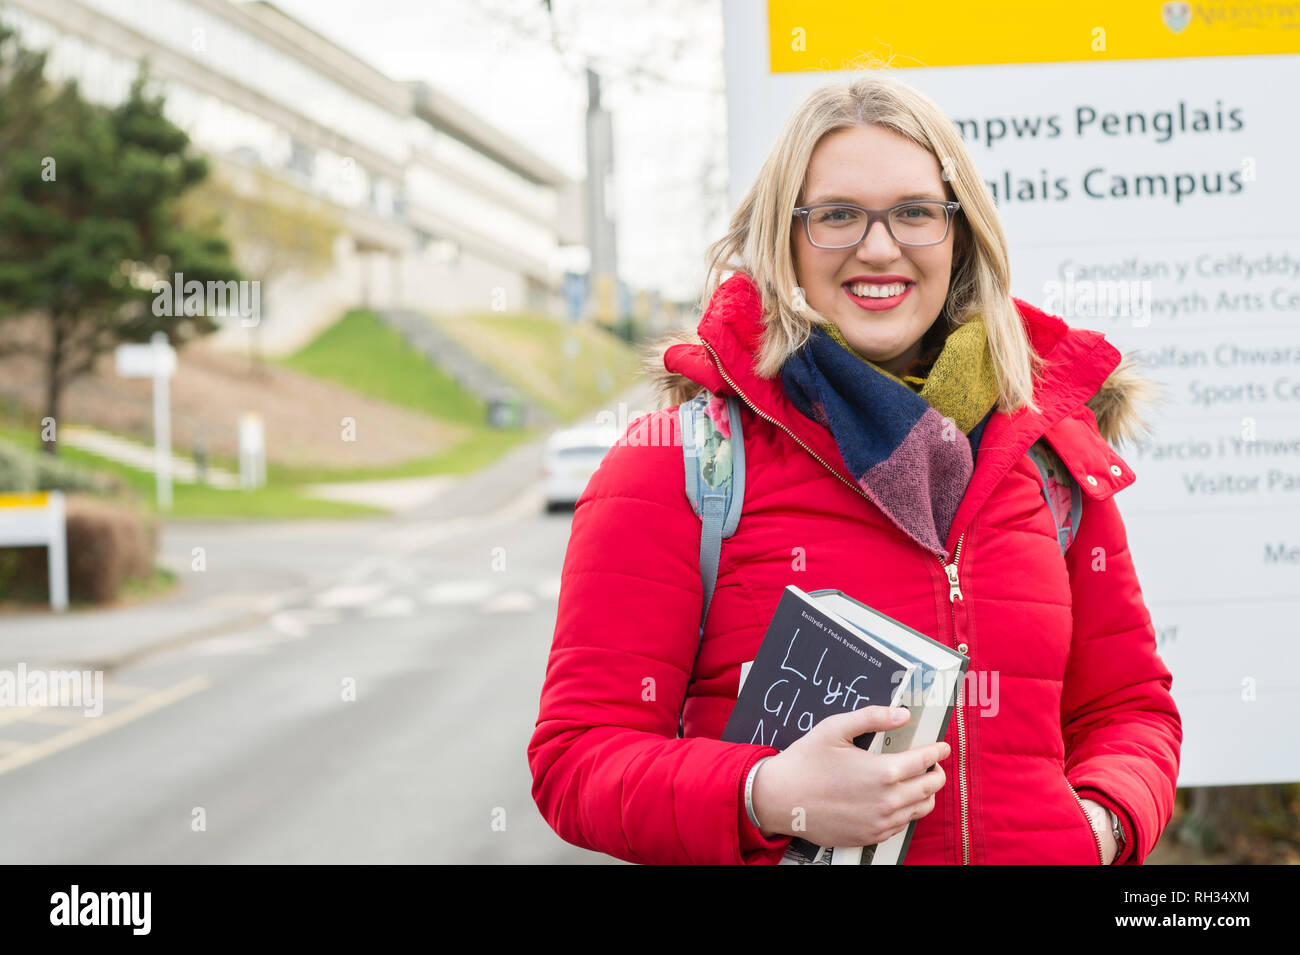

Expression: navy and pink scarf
xmin=779 ymin=317 xmax=999 ymax=556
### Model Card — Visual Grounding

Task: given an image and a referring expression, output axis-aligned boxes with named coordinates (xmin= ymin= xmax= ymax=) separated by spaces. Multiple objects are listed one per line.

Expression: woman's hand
xmin=750 ymin=705 xmax=949 ymax=847
xmin=1080 ymin=798 xmax=1119 ymax=864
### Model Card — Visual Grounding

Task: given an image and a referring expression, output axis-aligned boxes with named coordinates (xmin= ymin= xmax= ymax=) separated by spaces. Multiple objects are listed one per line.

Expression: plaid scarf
xmin=779 ymin=317 xmax=999 ymax=556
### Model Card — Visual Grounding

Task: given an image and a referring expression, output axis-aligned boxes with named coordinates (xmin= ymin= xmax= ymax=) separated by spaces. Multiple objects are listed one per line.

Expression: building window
xmin=287 ymin=138 xmax=316 ymax=180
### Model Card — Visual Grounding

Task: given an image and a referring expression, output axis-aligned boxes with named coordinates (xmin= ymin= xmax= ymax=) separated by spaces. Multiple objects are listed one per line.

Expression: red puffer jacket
xmin=528 ymin=272 xmax=1182 ymax=865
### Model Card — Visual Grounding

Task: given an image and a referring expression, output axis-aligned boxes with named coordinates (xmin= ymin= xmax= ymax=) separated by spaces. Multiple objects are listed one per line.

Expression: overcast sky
xmin=268 ymin=0 xmax=730 ymax=302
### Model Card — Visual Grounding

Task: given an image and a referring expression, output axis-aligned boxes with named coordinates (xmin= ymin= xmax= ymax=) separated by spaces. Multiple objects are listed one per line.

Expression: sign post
xmin=115 ymin=332 xmax=177 ymax=511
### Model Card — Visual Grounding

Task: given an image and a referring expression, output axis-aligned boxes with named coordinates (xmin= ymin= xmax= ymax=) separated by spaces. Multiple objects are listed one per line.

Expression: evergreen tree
xmin=0 ymin=26 xmax=240 ymax=454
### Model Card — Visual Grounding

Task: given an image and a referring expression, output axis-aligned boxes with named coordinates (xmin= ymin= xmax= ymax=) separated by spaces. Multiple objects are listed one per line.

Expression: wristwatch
xmin=1106 ymin=808 xmax=1125 ymax=860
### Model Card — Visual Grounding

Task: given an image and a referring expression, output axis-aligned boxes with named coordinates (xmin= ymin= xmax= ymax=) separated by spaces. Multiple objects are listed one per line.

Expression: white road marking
xmin=364 ymin=596 xmax=417 ymax=618
xmin=426 ymin=581 xmax=496 ymax=605
xmin=269 ymin=612 xmax=309 ymax=639
xmin=313 ymin=583 xmax=389 ymax=608
xmin=268 ymin=608 xmax=342 ymax=640
xmin=482 ymin=590 xmax=538 ymax=613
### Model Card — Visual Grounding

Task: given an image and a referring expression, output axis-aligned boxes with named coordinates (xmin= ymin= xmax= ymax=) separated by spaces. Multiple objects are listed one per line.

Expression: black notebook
xmin=722 ymin=585 xmax=969 ymax=865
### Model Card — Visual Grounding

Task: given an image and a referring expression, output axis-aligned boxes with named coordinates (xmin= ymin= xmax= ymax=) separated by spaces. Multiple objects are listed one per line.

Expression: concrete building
xmin=0 ymin=0 xmax=584 ymax=354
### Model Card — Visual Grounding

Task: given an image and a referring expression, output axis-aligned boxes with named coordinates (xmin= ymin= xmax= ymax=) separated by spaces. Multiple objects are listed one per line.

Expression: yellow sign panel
xmin=0 ymin=492 xmax=49 ymax=509
xmin=768 ymin=0 xmax=1300 ymax=71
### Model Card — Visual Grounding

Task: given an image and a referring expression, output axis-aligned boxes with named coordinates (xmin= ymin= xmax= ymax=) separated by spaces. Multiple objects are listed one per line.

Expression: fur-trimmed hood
xmin=641 ymin=284 xmax=1160 ymax=451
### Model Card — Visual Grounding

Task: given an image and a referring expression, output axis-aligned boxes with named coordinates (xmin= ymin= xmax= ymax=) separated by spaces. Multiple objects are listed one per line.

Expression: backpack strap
xmin=680 ymin=390 xmax=746 ymax=637
xmin=1028 ymin=439 xmax=1082 ymax=556
xmin=678 ymin=390 xmax=746 ymax=738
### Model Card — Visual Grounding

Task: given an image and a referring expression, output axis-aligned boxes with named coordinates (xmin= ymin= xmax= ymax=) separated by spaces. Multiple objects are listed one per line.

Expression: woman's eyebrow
xmin=806 ymin=192 xmax=946 ymax=204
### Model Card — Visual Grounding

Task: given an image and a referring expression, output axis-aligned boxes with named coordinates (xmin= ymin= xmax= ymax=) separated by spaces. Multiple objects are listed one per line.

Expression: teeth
xmin=848 ymin=282 xmax=908 ymax=298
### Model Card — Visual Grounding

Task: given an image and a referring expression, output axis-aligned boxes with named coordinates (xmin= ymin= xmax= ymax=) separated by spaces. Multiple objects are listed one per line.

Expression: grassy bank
xmin=424 ymin=310 xmax=642 ymax=424
xmin=281 ymin=309 xmax=487 ymax=426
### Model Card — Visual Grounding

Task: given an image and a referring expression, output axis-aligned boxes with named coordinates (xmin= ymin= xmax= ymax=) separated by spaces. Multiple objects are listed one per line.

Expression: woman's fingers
xmin=880 ymin=741 xmax=950 ymax=784
xmin=816 ymin=704 xmax=912 ymax=743
xmin=886 ymin=760 xmax=944 ymax=803
xmin=875 ymin=763 xmax=945 ymax=831
xmin=879 ymin=781 xmax=941 ymax=835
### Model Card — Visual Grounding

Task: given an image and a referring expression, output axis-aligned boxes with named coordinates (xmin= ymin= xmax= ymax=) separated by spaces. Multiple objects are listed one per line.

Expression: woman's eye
xmin=817 ymin=208 xmax=856 ymax=223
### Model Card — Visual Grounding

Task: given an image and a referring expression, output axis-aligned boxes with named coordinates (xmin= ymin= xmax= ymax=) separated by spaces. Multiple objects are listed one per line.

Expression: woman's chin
xmin=832 ymin=329 xmax=907 ymax=364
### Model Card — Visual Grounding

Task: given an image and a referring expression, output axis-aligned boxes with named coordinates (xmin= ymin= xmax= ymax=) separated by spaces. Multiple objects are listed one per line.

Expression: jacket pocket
xmin=1066 ymin=780 xmax=1106 ymax=865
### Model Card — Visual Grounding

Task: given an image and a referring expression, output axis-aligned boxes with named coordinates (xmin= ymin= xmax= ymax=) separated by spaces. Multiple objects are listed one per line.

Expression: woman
xmin=527 ymin=72 xmax=1182 ymax=864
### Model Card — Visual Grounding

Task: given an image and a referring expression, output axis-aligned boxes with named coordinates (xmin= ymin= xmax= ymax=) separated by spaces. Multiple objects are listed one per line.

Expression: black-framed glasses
xmin=793 ymin=200 xmax=961 ymax=249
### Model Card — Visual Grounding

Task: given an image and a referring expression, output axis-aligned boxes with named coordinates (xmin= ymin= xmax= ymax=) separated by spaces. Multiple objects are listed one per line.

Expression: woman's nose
xmin=855 ymin=218 xmax=901 ymax=262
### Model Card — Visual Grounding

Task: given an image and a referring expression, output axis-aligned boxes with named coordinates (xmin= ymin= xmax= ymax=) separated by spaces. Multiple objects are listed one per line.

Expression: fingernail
xmin=891 ymin=707 xmax=909 ymax=722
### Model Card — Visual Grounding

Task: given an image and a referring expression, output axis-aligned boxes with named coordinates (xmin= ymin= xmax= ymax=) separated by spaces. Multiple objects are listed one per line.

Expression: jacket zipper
xmin=701 ymin=339 xmax=973 ymax=865
xmin=938 ymin=536 xmax=969 ymax=864
xmin=1068 ymin=782 xmax=1106 ymax=864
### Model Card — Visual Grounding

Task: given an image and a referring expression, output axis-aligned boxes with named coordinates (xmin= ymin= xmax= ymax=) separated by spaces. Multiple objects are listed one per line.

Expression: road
xmin=0 ymin=389 xmax=665 ymax=864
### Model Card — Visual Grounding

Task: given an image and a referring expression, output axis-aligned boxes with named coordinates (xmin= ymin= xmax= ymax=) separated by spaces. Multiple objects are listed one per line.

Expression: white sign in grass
xmin=0 ymin=491 xmax=68 ymax=612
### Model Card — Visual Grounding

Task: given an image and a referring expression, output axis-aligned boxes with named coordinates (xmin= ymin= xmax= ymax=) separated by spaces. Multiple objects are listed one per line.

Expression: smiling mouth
xmin=843 ymin=280 xmax=914 ymax=298
xmin=842 ymin=280 xmax=915 ymax=310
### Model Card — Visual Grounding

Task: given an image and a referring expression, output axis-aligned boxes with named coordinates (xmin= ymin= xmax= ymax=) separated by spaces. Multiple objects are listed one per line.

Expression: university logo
xmin=1161 ymin=1 xmax=1192 ymax=34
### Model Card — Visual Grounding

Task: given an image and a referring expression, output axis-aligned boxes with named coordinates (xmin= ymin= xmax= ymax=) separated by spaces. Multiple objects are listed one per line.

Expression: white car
xmin=541 ymin=425 xmax=619 ymax=512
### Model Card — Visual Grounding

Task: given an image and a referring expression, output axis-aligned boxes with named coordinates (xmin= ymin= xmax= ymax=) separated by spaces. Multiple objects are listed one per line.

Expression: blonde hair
xmin=696 ymin=70 xmax=1042 ymax=414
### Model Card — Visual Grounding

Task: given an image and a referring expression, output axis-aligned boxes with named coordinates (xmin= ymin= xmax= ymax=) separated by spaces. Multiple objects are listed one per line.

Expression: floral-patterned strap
xmin=1028 ymin=438 xmax=1081 ymax=554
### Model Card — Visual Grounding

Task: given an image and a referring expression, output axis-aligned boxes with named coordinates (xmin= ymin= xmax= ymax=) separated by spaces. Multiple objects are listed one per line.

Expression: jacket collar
xmin=657 ymin=273 xmax=1153 ymax=557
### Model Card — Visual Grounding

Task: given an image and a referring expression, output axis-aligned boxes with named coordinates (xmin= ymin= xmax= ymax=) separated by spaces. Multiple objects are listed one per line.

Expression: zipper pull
xmin=944 ymin=562 xmax=963 ymax=602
